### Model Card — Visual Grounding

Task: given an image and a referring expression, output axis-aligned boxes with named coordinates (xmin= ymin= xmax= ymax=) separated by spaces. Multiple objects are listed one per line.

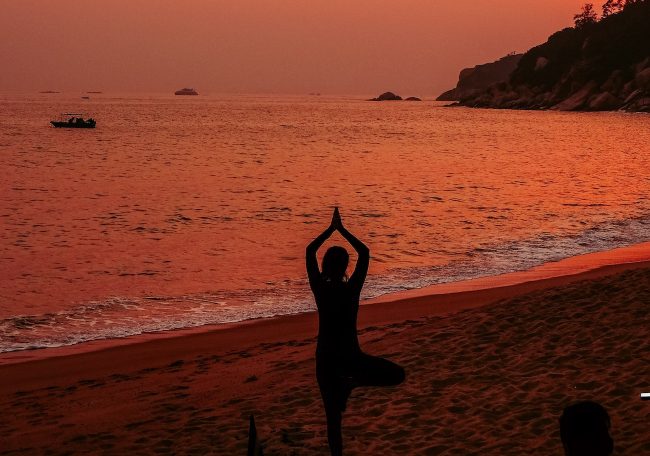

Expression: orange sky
xmin=0 ymin=0 xmax=588 ymax=96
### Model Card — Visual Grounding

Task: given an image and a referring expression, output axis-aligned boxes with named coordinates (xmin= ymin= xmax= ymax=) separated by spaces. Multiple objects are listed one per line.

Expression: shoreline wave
xmin=2 ymin=213 xmax=650 ymax=353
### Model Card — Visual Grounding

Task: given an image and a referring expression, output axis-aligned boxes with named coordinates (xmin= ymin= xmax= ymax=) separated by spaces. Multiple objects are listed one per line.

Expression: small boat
xmin=50 ymin=113 xmax=96 ymax=129
xmin=175 ymin=87 xmax=199 ymax=95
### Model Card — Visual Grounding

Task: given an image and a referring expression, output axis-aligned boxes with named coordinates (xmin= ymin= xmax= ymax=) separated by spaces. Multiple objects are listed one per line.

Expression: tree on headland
xmin=574 ymin=3 xmax=599 ymax=27
xmin=602 ymin=0 xmax=625 ymax=16
xmin=602 ymin=0 xmax=645 ymax=16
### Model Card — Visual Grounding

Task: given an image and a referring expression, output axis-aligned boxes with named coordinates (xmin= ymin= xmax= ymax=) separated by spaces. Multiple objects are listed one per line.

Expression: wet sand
xmin=2 ymin=254 xmax=650 ymax=454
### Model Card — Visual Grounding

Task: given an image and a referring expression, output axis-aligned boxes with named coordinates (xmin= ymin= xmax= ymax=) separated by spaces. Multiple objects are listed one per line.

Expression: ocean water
xmin=1 ymin=93 xmax=650 ymax=352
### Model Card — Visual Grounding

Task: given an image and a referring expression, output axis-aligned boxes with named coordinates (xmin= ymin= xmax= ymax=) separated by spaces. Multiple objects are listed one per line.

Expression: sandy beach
xmin=1 ymin=250 xmax=650 ymax=455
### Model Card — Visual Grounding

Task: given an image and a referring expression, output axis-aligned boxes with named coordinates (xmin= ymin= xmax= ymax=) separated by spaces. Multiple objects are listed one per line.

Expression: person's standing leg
xmin=318 ymin=363 xmax=345 ymax=455
xmin=321 ymin=391 xmax=343 ymax=456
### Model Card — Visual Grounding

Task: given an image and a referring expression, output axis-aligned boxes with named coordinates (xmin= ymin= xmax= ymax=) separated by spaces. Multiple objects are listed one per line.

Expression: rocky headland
xmin=436 ymin=54 xmax=523 ymax=102
xmin=446 ymin=1 xmax=650 ymax=112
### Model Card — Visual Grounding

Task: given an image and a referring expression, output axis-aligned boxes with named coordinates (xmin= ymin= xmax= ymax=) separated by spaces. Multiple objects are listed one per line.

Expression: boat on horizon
xmin=175 ymin=88 xmax=199 ymax=96
xmin=50 ymin=113 xmax=96 ymax=129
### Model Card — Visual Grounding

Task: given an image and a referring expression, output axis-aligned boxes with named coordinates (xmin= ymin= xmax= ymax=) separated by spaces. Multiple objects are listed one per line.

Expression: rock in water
xmin=370 ymin=92 xmax=402 ymax=101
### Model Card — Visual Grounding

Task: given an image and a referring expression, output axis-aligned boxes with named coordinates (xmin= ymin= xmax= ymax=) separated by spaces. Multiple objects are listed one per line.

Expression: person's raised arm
xmin=334 ymin=209 xmax=369 ymax=290
xmin=306 ymin=224 xmax=335 ymax=286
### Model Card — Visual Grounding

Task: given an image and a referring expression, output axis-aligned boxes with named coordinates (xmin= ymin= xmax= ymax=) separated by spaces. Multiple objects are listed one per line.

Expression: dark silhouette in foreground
xmin=307 ymin=208 xmax=405 ymax=455
xmin=560 ymin=401 xmax=613 ymax=456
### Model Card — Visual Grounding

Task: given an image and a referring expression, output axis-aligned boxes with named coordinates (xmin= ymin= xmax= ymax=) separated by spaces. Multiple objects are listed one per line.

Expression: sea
xmin=1 ymin=93 xmax=649 ymax=353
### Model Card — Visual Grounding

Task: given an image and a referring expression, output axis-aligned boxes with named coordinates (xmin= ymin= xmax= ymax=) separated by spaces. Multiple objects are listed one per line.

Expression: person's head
xmin=321 ymin=246 xmax=349 ymax=282
xmin=560 ymin=401 xmax=613 ymax=456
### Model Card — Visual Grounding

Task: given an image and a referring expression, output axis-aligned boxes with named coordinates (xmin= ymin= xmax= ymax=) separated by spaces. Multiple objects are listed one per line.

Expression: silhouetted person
xmin=307 ymin=208 xmax=405 ymax=455
xmin=560 ymin=401 xmax=613 ymax=456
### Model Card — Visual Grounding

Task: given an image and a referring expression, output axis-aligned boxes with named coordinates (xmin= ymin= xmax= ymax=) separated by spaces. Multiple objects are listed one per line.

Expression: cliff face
xmin=437 ymin=54 xmax=523 ymax=101
xmin=456 ymin=1 xmax=650 ymax=111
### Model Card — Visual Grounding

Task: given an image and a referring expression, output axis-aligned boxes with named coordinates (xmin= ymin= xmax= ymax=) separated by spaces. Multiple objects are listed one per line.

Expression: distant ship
xmin=175 ymin=88 xmax=199 ymax=96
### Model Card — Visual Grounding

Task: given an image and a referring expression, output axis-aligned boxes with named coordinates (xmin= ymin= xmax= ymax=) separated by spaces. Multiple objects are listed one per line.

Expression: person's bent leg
xmin=353 ymin=353 xmax=405 ymax=387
